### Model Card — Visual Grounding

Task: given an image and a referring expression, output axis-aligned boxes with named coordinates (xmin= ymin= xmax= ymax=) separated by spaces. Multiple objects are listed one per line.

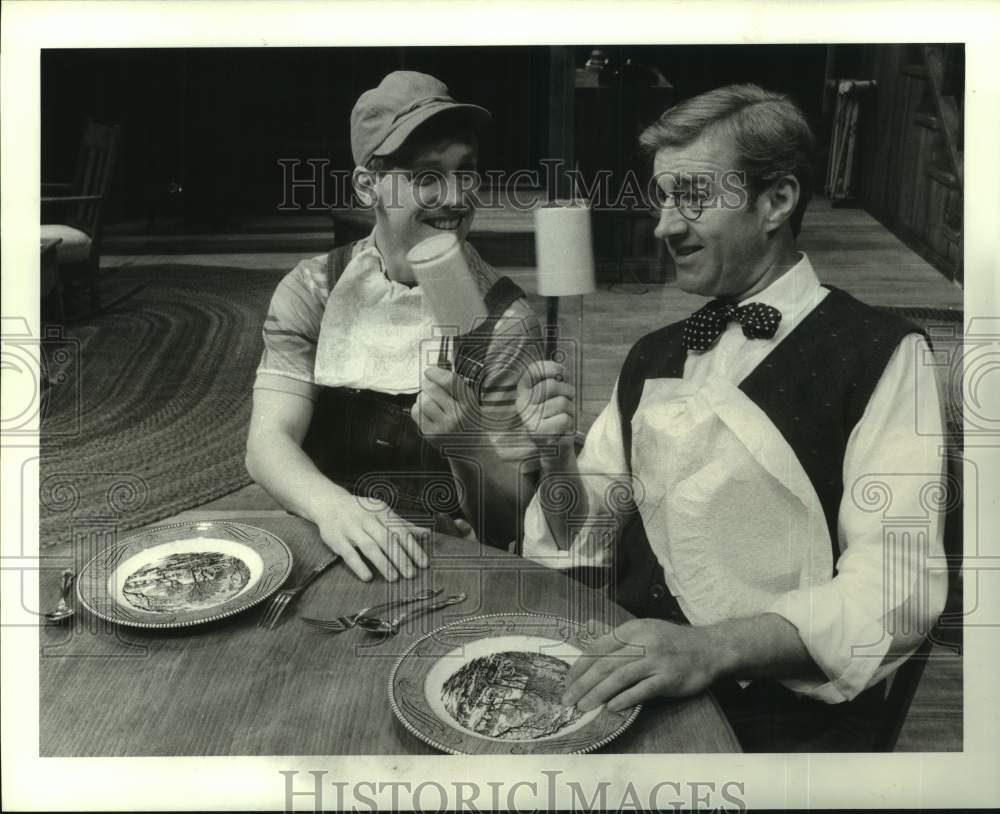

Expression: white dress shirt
xmin=522 ymin=253 xmax=948 ymax=702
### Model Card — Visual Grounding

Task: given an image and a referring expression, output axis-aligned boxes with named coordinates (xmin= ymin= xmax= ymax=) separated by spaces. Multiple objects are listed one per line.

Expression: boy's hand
xmin=316 ymin=492 xmax=430 ymax=582
xmin=411 ymin=366 xmax=478 ymax=446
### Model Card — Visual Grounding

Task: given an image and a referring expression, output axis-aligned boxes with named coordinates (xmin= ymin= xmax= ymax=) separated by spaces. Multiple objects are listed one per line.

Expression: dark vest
xmin=301 ymin=241 xmax=526 ymax=517
xmin=612 ymin=286 xmax=924 ymax=621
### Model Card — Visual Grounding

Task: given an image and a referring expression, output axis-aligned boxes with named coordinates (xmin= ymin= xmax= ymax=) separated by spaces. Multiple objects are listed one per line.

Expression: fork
xmin=355 ymin=592 xmax=468 ymax=635
xmin=302 ymin=586 xmax=443 ymax=633
xmin=257 ymin=556 xmax=340 ymax=630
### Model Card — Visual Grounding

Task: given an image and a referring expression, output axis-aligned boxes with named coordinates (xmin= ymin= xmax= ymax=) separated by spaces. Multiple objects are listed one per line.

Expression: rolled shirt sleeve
xmin=766 ymin=334 xmax=949 ymax=702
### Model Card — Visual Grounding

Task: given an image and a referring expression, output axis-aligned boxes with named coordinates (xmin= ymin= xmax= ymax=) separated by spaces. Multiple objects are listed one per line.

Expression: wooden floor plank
xmin=895 ymin=646 xmax=963 ymax=751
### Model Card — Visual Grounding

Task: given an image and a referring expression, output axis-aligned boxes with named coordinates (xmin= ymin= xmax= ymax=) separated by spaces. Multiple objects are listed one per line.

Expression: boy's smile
xmin=373 ymin=139 xmax=479 ymax=281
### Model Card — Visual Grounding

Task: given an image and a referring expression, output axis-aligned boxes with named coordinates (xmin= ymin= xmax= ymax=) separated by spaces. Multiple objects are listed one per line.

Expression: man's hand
xmin=562 ymin=619 xmax=724 ymax=712
xmin=516 ymin=360 xmax=576 ymax=448
xmin=316 ymin=491 xmax=430 ymax=582
xmin=411 ymin=366 xmax=478 ymax=446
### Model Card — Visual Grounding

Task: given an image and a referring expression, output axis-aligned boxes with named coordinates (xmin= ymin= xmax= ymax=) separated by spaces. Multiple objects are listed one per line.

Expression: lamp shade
xmin=534 ymin=203 xmax=596 ymax=297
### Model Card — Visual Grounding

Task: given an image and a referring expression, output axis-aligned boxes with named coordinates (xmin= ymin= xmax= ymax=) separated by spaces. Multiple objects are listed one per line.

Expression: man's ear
xmin=761 ymin=174 xmax=800 ymax=235
xmin=353 ymin=165 xmax=379 ymax=209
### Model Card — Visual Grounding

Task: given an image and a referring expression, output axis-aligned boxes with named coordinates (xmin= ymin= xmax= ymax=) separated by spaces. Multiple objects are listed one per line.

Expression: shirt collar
xmin=353 ymin=230 xmax=382 ymax=270
xmin=352 ymin=230 xmax=417 ymax=289
xmin=740 ymin=252 xmax=821 ymax=320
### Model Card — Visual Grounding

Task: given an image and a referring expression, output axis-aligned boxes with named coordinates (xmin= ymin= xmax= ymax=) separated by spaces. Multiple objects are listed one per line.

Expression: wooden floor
xmin=101 ymin=195 xmax=963 ymax=751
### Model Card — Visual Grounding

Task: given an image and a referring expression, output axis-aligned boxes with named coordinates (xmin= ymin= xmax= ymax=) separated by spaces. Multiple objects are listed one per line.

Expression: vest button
xmin=650 ymin=584 xmax=666 ymax=600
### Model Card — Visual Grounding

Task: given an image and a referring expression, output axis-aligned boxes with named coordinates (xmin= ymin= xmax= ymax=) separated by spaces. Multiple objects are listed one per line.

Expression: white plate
xmin=77 ymin=521 xmax=292 ymax=628
xmin=389 ymin=613 xmax=641 ymax=754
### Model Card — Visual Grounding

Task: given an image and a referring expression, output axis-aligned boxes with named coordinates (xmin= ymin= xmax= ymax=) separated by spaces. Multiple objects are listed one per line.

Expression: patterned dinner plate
xmin=76 ymin=521 xmax=293 ymax=628
xmin=388 ymin=613 xmax=641 ymax=754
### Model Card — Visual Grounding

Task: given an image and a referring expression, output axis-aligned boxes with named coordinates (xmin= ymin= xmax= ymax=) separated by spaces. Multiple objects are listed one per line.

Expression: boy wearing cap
xmin=246 ymin=71 xmax=541 ymax=583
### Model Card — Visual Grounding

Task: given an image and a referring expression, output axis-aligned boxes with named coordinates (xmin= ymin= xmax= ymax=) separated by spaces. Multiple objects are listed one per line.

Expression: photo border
xmin=3 ymin=1 xmax=998 ymax=810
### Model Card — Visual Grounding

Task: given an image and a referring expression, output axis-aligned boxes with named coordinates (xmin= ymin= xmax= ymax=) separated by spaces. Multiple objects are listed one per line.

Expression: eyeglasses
xmin=649 ymin=185 xmax=708 ymax=222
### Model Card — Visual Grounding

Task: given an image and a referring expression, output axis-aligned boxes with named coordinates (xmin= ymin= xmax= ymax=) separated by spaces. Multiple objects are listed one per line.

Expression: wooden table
xmin=39 ymin=512 xmax=741 ymax=756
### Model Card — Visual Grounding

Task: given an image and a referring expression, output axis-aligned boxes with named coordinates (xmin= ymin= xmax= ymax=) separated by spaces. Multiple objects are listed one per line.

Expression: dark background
xmin=41 ymin=45 xmax=830 ymax=225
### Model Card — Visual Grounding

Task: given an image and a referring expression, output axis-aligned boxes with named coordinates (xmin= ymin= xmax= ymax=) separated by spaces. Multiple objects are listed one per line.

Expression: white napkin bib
xmin=313 ymin=245 xmax=436 ymax=394
xmin=631 ymin=376 xmax=834 ymax=626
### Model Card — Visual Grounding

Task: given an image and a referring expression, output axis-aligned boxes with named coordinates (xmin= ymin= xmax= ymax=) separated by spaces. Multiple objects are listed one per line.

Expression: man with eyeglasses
xmin=247 ymin=71 xmax=541 ymax=582
xmin=517 ymin=84 xmax=946 ymax=751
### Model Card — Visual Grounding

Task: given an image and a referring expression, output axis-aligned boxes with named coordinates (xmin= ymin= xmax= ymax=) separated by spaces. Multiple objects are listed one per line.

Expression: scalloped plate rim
xmin=387 ymin=612 xmax=642 ymax=755
xmin=74 ymin=520 xmax=293 ymax=629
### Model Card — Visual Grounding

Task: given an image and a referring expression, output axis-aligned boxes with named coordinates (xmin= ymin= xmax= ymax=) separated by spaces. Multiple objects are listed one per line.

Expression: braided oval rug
xmin=39 ymin=265 xmax=281 ymax=549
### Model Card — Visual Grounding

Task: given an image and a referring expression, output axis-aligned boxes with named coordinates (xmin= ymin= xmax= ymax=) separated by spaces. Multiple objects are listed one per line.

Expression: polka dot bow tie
xmin=682 ymin=300 xmax=782 ymax=351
